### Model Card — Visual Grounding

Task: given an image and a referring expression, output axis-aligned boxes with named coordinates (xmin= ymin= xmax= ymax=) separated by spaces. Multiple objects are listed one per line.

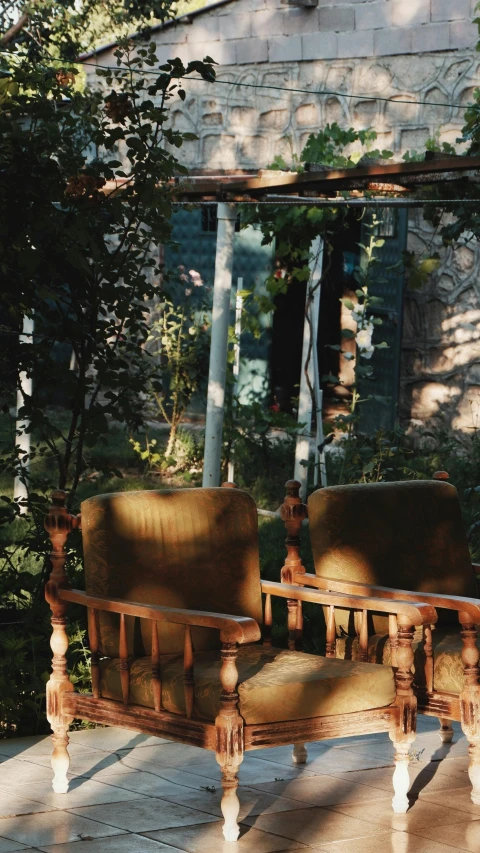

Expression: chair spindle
xmin=280 ymin=480 xmax=308 ymax=651
xmin=263 ymin=593 xmax=272 ymax=647
xmin=119 ymin=613 xmax=129 ymax=705
xmin=87 ymin=607 xmax=100 ymax=699
xmin=424 ymin=624 xmax=434 ymax=693
xmin=326 ymin=604 xmax=336 ymax=657
xmin=389 ymin=614 xmax=398 ymax=668
xmin=184 ymin=624 xmax=194 ymax=719
xmin=151 ymin=620 xmax=162 ymax=712
xmin=358 ymin=609 xmax=368 ymax=662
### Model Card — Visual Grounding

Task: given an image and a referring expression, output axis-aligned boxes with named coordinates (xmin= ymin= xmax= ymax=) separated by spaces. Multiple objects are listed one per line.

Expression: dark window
xmin=201 ymin=207 xmax=240 ymax=233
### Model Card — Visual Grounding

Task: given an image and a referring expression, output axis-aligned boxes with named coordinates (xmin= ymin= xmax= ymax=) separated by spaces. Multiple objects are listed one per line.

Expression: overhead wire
xmin=1 ymin=51 xmax=466 ymax=110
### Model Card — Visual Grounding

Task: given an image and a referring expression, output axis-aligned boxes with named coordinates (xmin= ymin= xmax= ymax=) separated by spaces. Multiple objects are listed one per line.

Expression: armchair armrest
xmin=262 ymin=580 xmax=437 ymax=626
xmin=295 ymin=573 xmax=480 ymax=625
xmin=57 ymin=588 xmax=261 ymax=644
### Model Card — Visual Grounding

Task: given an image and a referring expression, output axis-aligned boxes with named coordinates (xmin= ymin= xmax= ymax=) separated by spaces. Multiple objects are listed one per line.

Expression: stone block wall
xmin=84 ymin=0 xmax=480 ymax=432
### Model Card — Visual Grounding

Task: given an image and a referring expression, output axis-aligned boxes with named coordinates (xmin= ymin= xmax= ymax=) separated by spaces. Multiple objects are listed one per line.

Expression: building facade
xmin=84 ymin=0 xmax=480 ymax=433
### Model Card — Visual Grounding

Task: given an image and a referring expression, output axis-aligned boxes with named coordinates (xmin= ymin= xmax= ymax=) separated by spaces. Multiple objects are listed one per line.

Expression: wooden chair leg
xmin=438 ymin=718 xmax=454 ymax=744
xmin=44 ymin=491 xmax=78 ymax=794
xmin=391 ymin=741 xmax=411 ymax=813
xmin=389 ymin=616 xmax=417 ymax=814
xmin=458 ymin=614 xmax=480 ymax=804
xmin=215 ymin=642 xmax=244 ymax=842
xmin=50 ymin=723 xmax=71 ymax=793
xmin=292 ymin=743 xmax=308 ymax=764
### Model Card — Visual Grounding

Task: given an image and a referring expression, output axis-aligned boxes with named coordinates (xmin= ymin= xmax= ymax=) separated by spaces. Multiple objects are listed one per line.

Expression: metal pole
xmin=203 ymin=202 xmax=237 ymax=487
xmin=14 ymin=314 xmax=34 ymax=512
xmin=293 ymin=236 xmax=323 ymax=499
xmin=227 ymin=277 xmax=243 ymax=484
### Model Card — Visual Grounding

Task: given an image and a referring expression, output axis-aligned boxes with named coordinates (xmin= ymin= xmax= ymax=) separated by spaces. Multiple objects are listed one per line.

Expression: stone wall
xmin=84 ymin=0 xmax=480 ymax=432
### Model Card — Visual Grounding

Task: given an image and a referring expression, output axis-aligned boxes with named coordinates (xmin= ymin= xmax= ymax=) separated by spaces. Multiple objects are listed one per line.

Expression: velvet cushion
xmin=335 ymin=629 xmax=468 ymax=695
xmin=81 ymin=488 xmax=263 ymax=658
xmin=308 ymin=481 xmax=475 ymax=635
xmin=98 ymin=644 xmax=396 ymax=724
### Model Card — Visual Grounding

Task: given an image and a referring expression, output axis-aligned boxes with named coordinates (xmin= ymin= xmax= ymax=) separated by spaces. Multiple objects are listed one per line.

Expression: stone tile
xmin=283 ymin=750 xmax=391 ymax=774
xmin=95 ymin=764 xmax=220 ymax=795
xmin=147 ymin=821 xmax=308 ymax=852
xmin=411 ymin=819 xmax=480 ymax=852
xmin=0 ymin=759 xmax=66 ymax=785
xmin=69 ymin=798 xmax=218 ymax=833
xmin=311 ymin=831 xmax=470 ymax=852
xmin=0 ymin=844 xmax=28 ymax=853
xmin=325 ymin=796 xmax=478 ymax=832
xmin=0 ymin=792 xmax=57 ymax=819
xmin=1 ymin=778 xmax=147 ymax=809
xmin=250 ymin=774 xmax=383 ymax=807
xmin=144 ymin=782 xmax=315 ymax=820
xmin=68 ymin=728 xmax=168 ymax=752
xmin=30 ymin=751 xmax=138 ymax=779
xmin=242 ymin=806 xmax=386 ymax=845
xmin=248 ymin=743 xmax=331 ymax=765
xmin=39 ymin=833 xmax=183 ymax=853
xmin=419 ymin=786 xmax=480 ymax=815
xmin=0 ymin=738 xmax=95 ymax=759
xmin=0 ymin=812 xmax=125 ymax=847
xmin=120 ymin=748 xmax=317 ymax=786
xmin=329 ymin=759 xmax=470 ymax=793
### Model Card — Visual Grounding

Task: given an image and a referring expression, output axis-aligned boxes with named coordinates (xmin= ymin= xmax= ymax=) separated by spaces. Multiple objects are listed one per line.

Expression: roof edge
xmin=79 ymin=0 xmax=237 ymax=61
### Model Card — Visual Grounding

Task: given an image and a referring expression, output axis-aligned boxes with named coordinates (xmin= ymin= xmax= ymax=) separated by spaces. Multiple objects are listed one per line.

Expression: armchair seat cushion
xmin=99 ymin=644 xmax=395 ymax=724
xmin=336 ymin=630 xmax=468 ymax=695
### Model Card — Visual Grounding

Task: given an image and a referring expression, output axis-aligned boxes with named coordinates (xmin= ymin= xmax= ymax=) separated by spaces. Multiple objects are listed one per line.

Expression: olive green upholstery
xmin=308 ymin=480 xmax=476 ymax=636
xmin=98 ymin=645 xmax=396 ymax=723
xmin=336 ymin=628 xmax=464 ymax=695
xmin=81 ymin=488 xmax=263 ymax=659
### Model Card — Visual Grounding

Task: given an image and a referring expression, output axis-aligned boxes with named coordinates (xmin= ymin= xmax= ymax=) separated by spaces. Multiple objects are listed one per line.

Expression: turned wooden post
xmin=215 ymin=642 xmax=244 ymax=842
xmin=458 ymin=611 xmax=480 ymax=804
xmin=389 ymin=614 xmax=417 ymax=814
xmin=44 ymin=490 xmax=79 ymax=793
xmin=280 ymin=480 xmax=308 ymax=651
xmin=423 ymin=623 xmax=434 ymax=694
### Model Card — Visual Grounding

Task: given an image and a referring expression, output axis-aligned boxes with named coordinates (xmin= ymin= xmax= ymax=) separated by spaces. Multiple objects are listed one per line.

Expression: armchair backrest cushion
xmin=81 ymin=487 xmax=262 ymax=658
xmin=308 ymin=480 xmax=475 ymax=633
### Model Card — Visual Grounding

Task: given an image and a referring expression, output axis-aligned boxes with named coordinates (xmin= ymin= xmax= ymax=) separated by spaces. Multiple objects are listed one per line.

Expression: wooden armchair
xmin=44 ymin=486 xmax=437 ymax=841
xmin=280 ymin=478 xmax=480 ymax=808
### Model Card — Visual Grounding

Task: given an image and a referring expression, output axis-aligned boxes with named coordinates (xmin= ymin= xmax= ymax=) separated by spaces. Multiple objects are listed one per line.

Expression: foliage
xmin=0 ymin=27 xmax=215 ymax=736
xmin=223 ymin=393 xmax=299 ymax=507
xmin=146 ymin=267 xmax=211 ymax=458
xmin=241 ymin=124 xmax=395 ymax=318
xmin=0 ymin=45 xmax=215 ymax=514
xmin=300 ymin=123 xmax=391 ymax=170
xmin=324 ymin=215 xmax=388 ymax=419
xmin=0 ymin=0 xmax=171 ymax=60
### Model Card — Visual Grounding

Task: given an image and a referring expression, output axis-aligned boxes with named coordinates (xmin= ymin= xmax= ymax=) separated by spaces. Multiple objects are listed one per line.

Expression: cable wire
xmin=2 ymin=51 xmax=467 ymax=110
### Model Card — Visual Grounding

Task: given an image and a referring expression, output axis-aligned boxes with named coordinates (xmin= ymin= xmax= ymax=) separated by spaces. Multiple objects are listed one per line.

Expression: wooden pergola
xmin=105 ymin=155 xmax=480 ymax=494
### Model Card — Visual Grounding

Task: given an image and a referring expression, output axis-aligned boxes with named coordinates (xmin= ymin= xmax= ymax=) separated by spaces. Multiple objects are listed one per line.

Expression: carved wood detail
xmin=151 ymin=621 xmax=162 ymax=713
xmin=263 ymin=593 xmax=272 ymax=648
xmin=423 ymin=624 xmax=434 ymax=694
xmin=325 ymin=605 xmax=336 ymax=658
xmin=280 ymin=480 xmax=308 ymax=651
xmin=184 ymin=625 xmax=194 ymax=720
xmin=44 ymin=490 xmax=78 ymax=793
xmin=87 ymin=607 xmax=100 ymax=699
xmin=215 ymin=642 xmax=244 ymax=842
xmin=389 ymin=616 xmax=417 ymax=814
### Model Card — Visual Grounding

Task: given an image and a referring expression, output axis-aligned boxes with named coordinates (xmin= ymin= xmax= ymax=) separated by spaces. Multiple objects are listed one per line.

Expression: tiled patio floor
xmin=0 ymin=716 xmax=476 ymax=853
